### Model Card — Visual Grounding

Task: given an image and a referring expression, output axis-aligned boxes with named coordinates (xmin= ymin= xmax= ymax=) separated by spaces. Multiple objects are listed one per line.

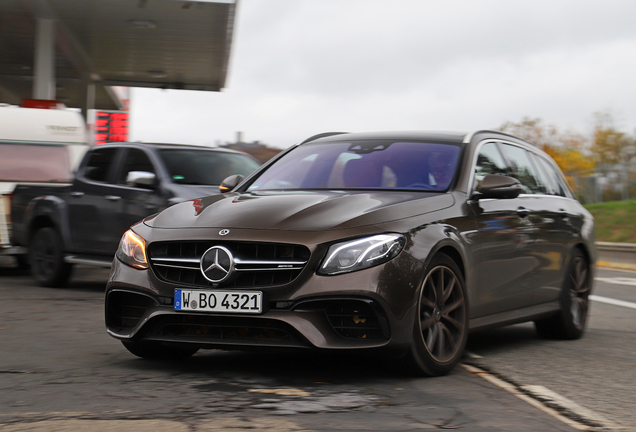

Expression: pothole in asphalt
xmin=192 ymin=381 xmax=384 ymax=415
xmin=250 ymin=391 xmax=381 ymax=415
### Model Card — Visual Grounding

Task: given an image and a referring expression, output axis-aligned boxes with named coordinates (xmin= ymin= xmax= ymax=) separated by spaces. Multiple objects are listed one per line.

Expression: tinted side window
xmin=499 ymin=144 xmax=544 ymax=194
xmin=526 ymin=152 xmax=556 ymax=195
xmin=534 ymin=155 xmax=569 ymax=197
xmin=83 ymin=148 xmax=118 ymax=183
xmin=117 ymin=149 xmax=156 ymax=185
xmin=158 ymin=150 xmax=261 ymax=186
xmin=474 ymin=142 xmax=508 ymax=184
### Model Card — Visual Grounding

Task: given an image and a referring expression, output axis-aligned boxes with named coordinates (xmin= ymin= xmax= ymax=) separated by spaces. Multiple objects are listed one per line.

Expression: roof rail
xmin=300 ymin=132 xmax=348 ymax=144
xmin=463 ymin=129 xmax=536 ymax=145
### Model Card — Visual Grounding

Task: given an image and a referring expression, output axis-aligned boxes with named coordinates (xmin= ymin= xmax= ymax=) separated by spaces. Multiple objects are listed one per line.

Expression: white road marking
xmin=461 ymin=364 xmax=593 ymax=430
xmin=595 ymin=277 xmax=636 ymax=286
xmin=460 ymin=273 xmax=633 ymax=429
xmin=520 ymin=386 xmax=618 ymax=429
xmin=590 ymin=295 xmax=636 ymax=310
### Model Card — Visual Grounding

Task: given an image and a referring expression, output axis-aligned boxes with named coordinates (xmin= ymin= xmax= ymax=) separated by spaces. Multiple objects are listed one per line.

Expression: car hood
xmin=146 ymin=190 xmax=454 ymax=231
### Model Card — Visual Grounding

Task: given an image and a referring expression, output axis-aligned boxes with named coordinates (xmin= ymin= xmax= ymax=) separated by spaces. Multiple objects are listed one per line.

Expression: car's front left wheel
xmin=404 ymin=253 xmax=468 ymax=376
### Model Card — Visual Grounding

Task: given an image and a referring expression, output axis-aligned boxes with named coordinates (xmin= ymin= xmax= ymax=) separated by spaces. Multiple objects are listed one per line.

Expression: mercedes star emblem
xmin=200 ymin=246 xmax=234 ymax=283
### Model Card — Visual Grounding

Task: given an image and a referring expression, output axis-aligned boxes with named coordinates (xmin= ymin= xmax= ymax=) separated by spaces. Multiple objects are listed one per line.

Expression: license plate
xmin=175 ymin=289 xmax=263 ymax=314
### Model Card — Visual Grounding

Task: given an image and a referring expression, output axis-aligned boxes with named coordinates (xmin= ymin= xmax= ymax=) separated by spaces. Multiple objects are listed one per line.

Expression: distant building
xmin=220 ymin=132 xmax=281 ymax=163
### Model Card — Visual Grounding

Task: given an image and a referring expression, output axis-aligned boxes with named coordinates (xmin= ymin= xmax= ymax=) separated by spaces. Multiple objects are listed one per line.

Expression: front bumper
xmin=105 ymin=250 xmax=423 ymax=354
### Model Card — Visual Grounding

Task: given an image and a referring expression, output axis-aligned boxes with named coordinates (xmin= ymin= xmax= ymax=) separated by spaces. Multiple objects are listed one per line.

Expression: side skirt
xmin=469 ymin=301 xmax=560 ymax=333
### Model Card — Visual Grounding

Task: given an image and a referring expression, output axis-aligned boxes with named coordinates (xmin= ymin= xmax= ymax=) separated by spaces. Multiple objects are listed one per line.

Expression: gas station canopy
xmin=0 ymin=0 xmax=237 ymax=112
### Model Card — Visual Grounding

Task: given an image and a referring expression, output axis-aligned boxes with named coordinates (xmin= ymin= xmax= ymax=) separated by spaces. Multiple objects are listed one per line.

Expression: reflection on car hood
xmin=146 ymin=190 xmax=454 ymax=231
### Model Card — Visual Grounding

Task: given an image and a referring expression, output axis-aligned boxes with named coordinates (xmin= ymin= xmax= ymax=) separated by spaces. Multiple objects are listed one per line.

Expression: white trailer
xmin=0 ymin=105 xmax=89 ymax=260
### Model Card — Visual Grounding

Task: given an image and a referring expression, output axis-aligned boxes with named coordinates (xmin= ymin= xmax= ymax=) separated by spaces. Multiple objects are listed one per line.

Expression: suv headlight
xmin=318 ymin=234 xmax=405 ymax=276
xmin=116 ymin=229 xmax=149 ymax=269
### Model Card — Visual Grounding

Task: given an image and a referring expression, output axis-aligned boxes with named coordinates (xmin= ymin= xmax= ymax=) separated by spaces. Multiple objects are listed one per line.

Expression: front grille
xmin=149 ymin=241 xmax=310 ymax=288
xmin=106 ymin=291 xmax=156 ymax=330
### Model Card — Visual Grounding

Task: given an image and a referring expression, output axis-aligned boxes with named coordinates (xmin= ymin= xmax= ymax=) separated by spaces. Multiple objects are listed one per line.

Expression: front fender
xmin=24 ymin=195 xmax=73 ymax=250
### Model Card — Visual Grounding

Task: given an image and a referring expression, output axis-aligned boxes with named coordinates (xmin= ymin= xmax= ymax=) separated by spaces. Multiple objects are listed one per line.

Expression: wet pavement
xmin=1 ymin=250 xmax=634 ymax=431
xmin=0 ymin=262 xmax=588 ymax=431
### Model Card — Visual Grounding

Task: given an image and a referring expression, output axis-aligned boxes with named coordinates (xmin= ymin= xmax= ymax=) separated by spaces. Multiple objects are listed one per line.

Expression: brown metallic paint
xmin=106 ymin=131 xmax=595 ymax=362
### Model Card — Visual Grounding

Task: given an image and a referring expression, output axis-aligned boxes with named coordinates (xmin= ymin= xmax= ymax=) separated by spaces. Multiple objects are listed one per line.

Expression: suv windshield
xmin=158 ymin=149 xmax=260 ymax=186
xmin=247 ymin=141 xmax=460 ymax=192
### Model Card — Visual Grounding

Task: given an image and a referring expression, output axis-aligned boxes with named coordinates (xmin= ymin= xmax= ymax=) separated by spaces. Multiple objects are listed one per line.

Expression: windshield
xmin=247 ymin=140 xmax=461 ymax=192
xmin=157 ymin=149 xmax=261 ymax=186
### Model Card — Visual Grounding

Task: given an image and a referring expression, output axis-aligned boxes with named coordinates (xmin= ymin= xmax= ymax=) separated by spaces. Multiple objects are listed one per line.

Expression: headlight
xmin=116 ymin=229 xmax=148 ymax=269
xmin=318 ymin=234 xmax=405 ymax=276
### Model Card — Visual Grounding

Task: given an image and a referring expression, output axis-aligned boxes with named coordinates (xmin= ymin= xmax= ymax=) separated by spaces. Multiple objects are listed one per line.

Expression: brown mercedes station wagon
xmin=105 ymin=130 xmax=595 ymax=376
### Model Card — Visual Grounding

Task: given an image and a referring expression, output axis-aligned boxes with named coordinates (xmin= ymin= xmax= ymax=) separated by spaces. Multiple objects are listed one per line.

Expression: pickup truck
xmin=10 ymin=142 xmax=261 ymax=286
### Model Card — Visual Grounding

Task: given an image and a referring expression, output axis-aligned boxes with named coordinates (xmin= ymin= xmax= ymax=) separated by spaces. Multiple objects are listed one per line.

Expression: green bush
xmin=585 ymin=200 xmax=636 ymax=243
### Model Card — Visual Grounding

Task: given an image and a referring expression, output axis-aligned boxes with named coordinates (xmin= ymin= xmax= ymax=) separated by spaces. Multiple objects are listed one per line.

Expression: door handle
xmin=516 ymin=207 xmax=531 ymax=218
xmin=70 ymin=191 xmax=84 ymax=197
xmin=105 ymin=195 xmax=121 ymax=201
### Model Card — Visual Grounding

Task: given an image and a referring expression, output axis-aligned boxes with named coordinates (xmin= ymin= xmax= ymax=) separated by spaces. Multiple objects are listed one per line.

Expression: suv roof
xmin=302 ymin=130 xmax=468 ymax=145
xmin=302 ymin=130 xmax=538 ymax=148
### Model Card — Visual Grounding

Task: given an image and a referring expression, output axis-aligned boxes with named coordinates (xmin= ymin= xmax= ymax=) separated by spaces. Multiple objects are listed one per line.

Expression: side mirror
xmin=126 ymin=171 xmax=156 ymax=189
xmin=219 ymin=174 xmax=244 ymax=193
xmin=473 ymin=174 xmax=522 ymax=200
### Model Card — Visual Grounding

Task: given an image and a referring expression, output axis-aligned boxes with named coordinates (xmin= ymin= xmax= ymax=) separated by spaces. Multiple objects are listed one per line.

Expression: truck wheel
xmin=15 ymin=255 xmax=30 ymax=270
xmin=29 ymin=227 xmax=72 ymax=287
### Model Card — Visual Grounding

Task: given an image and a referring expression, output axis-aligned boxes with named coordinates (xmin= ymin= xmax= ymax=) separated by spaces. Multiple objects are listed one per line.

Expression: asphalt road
xmin=0 ymin=259 xmax=634 ymax=431
xmin=465 ymin=266 xmax=636 ymax=430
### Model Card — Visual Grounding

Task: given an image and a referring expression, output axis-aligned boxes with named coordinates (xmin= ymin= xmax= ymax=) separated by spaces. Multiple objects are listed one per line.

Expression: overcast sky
xmin=128 ymin=0 xmax=636 ymax=149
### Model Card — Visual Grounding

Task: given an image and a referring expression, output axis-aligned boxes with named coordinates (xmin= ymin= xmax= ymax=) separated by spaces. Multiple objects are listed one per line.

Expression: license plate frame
xmin=174 ymin=289 xmax=263 ymax=314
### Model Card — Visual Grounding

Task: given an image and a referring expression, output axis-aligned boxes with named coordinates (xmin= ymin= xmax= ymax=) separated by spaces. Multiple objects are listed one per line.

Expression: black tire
xmin=15 ymin=255 xmax=30 ymax=270
xmin=535 ymin=249 xmax=591 ymax=340
xmin=28 ymin=227 xmax=73 ymax=287
xmin=404 ymin=253 xmax=468 ymax=376
xmin=122 ymin=340 xmax=199 ymax=360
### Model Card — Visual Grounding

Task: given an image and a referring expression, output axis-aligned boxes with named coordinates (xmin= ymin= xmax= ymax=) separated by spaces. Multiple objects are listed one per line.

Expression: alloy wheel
xmin=418 ymin=265 xmax=466 ymax=362
xmin=569 ymin=255 xmax=590 ymax=329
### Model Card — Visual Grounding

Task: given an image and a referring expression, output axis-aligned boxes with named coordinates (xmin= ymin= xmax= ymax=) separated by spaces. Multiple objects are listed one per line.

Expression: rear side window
xmin=83 ymin=148 xmax=118 ymax=183
xmin=533 ymin=154 xmax=570 ymax=197
xmin=525 ymin=152 xmax=557 ymax=195
xmin=499 ymin=144 xmax=544 ymax=194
